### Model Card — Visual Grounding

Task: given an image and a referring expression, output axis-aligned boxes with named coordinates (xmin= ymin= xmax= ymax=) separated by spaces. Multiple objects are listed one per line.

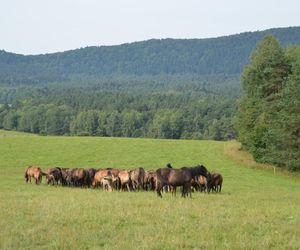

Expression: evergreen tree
xmin=236 ymin=35 xmax=290 ymax=161
xmin=276 ymin=46 xmax=300 ymax=170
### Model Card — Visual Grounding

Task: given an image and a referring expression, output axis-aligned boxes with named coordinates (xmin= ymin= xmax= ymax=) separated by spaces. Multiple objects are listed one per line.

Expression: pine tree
xmin=276 ymin=46 xmax=300 ymax=170
xmin=236 ymin=35 xmax=290 ymax=162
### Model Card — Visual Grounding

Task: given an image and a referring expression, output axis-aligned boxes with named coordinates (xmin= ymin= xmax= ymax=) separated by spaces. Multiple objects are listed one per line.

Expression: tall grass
xmin=0 ymin=130 xmax=299 ymax=249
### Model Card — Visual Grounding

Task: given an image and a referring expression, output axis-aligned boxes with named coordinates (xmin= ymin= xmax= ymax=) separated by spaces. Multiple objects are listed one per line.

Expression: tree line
xmin=0 ymin=98 xmax=236 ymax=140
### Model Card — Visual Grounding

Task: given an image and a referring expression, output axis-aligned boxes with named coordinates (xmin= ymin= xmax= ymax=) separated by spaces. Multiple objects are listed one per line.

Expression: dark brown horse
xmin=207 ymin=172 xmax=223 ymax=193
xmin=155 ymin=165 xmax=210 ymax=198
xmin=85 ymin=168 xmax=97 ymax=187
xmin=70 ymin=168 xmax=87 ymax=187
xmin=45 ymin=167 xmax=62 ymax=185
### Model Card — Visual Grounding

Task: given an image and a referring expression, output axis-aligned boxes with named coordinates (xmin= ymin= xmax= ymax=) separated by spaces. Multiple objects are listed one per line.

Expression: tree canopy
xmin=235 ymin=35 xmax=300 ymax=171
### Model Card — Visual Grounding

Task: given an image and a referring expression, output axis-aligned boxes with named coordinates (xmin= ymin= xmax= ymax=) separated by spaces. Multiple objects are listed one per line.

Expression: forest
xmin=0 ymin=27 xmax=299 ymax=85
xmin=0 ymin=75 xmax=239 ymax=140
xmin=0 ymin=26 xmax=299 ymax=145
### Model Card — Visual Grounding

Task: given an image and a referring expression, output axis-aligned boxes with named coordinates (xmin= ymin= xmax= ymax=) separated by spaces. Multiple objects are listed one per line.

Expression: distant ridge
xmin=0 ymin=26 xmax=299 ymax=84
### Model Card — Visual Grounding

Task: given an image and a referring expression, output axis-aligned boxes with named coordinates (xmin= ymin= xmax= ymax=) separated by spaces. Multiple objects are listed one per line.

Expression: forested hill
xmin=1 ymin=26 xmax=300 ymax=84
xmin=0 ymin=27 xmax=299 ymax=143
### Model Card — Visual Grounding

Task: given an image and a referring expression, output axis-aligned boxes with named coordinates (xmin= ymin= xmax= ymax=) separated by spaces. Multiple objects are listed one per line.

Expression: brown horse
xmin=24 ymin=166 xmax=45 ymax=184
xmin=118 ymin=170 xmax=131 ymax=191
xmin=129 ymin=167 xmax=145 ymax=191
xmin=156 ymin=165 xmax=210 ymax=198
xmin=195 ymin=175 xmax=208 ymax=192
xmin=61 ymin=168 xmax=72 ymax=186
xmin=208 ymin=172 xmax=223 ymax=193
xmin=144 ymin=170 xmax=157 ymax=191
xmin=70 ymin=168 xmax=87 ymax=187
xmin=92 ymin=169 xmax=111 ymax=188
xmin=85 ymin=168 xmax=97 ymax=187
xmin=105 ymin=168 xmax=120 ymax=190
xmin=45 ymin=167 xmax=62 ymax=186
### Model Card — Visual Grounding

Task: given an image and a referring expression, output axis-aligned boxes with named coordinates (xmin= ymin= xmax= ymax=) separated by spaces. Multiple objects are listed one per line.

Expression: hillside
xmin=0 ymin=26 xmax=299 ymax=84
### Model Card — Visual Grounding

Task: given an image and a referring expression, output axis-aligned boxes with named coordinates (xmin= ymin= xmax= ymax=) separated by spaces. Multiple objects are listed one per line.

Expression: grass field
xmin=0 ymin=130 xmax=299 ymax=249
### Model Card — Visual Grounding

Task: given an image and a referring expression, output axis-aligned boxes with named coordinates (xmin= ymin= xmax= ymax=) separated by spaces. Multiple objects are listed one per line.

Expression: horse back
xmin=26 ymin=166 xmax=42 ymax=177
xmin=168 ymin=169 xmax=192 ymax=185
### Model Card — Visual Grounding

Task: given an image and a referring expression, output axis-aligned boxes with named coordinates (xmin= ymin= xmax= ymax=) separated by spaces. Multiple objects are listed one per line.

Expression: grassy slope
xmin=0 ymin=130 xmax=299 ymax=249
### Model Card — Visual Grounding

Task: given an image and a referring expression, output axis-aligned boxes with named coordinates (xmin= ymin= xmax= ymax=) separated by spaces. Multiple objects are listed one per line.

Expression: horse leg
xmin=172 ymin=186 xmax=176 ymax=197
xmin=188 ymin=184 xmax=192 ymax=198
xmin=181 ymin=185 xmax=185 ymax=197
xmin=206 ymin=183 xmax=210 ymax=194
xmin=156 ymin=182 xmax=164 ymax=197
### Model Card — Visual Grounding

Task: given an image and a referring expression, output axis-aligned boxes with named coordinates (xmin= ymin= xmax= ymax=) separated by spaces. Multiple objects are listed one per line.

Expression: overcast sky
xmin=1 ymin=0 xmax=299 ymax=55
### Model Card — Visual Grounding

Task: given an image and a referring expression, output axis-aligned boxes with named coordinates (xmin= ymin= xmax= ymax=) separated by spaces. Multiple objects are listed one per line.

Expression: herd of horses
xmin=24 ymin=164 xmax=223 ymax=198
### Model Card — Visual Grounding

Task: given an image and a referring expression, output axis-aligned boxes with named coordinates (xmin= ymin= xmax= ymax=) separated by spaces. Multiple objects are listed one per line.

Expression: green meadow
xmin=0 ymin=130 xmax=299 ymax=249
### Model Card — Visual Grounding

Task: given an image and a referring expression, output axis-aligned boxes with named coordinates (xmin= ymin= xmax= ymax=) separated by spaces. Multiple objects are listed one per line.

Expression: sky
xmin=1 ymin=0 xmax=299 ymax=55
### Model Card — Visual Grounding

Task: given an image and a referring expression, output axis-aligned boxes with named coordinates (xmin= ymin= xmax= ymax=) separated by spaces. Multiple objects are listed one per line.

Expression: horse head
xmin=195 ymin=164 xmax=210 ymax=178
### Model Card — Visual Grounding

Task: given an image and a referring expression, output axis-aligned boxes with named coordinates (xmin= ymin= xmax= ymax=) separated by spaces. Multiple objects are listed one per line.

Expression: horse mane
xmin=198 ymin=164 xmax=207 ymax=172
xmin=196 ymin=164 xmax=209 ymax=177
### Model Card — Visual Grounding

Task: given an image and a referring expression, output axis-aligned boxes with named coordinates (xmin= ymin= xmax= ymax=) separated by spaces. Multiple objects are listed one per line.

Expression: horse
xmin=144 ymin=170 xmax=157 ymax=191
xmin=45 ymin=167 xmax=62 ymax=186
xmin=92 ymin=169 xmax=112 ymax=189
xmin=85 ymin=168 xmax=97 ymax=187
xmin=118 ymin=170 xmax=131 ymax=191
xmin=61 ymin=168 xmax=73 ymax=186
xmin=195 ymin=175 xmax=208 ymax=192
xmin=207 ymin=172 xmax=223 ymax=193
xmin=70 ymin=168 xmax=87 ymax=187
xmin=24 ymin=166 xmax=45 ymax=184
xmin=105 ymin=168 xmax=120 ymax=190
xmin=155 ymin=165 xmax=210 ymax=198
xmin=129 ymin=167 xmax=145 ymax=191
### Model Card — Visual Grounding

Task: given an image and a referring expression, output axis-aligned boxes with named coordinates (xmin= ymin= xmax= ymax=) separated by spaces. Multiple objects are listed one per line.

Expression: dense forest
xmin=0 ymin=75 xmax=239 ymax=140
xmin=0 ymin=27 xmax=299 ymax=84
xmin=0 ymin=27 xmax=299 ymax=145
xmin=235 ymin=36 xmax=300 ymax=171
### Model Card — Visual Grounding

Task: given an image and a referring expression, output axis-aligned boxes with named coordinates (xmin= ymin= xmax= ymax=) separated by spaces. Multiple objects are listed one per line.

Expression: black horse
xmin=155 ymin=165 xmax=210 ymax=198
